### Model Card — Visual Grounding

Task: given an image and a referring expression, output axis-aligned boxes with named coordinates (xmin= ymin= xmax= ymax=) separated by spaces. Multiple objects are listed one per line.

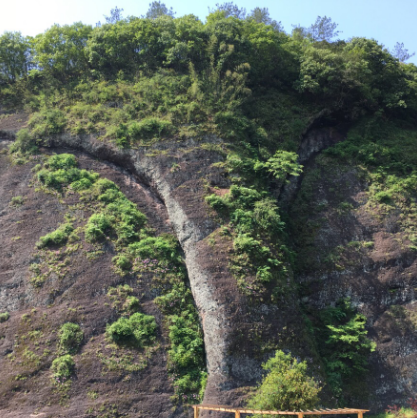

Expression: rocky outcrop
xmin=1 ymin=116 xmax=417 ymax=416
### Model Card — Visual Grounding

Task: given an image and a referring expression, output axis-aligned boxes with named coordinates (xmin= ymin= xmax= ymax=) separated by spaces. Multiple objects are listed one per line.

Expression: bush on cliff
xmin=106 ymin=312 xmax=157 ymax=347
xmin=51 ymin=354 xmax=75 ymax=380
xmin=248 ymin=350 xmax=321 ymax=412
xmin=58 ymin=322 xmax=84 ymax=354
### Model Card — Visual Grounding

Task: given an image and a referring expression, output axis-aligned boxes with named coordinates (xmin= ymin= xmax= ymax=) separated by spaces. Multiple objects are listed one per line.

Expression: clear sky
xmin=1 ymin=0 xmax=416 ymax=64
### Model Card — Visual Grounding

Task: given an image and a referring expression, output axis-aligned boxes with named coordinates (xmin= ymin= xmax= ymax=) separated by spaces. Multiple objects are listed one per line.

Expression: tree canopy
xmin=145 ymin=1 xmax=176 ymax=19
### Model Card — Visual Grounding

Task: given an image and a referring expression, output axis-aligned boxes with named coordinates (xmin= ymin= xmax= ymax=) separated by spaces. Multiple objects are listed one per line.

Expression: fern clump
xmin=106 ymin=312 xmax=157 ymax=347
xmin=36 ymin=222 xmax=74 ymax=248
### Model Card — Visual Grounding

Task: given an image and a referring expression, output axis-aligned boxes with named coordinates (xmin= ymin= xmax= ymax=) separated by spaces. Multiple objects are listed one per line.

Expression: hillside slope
xmin=1 ymin=8 xmax=417 ymax=417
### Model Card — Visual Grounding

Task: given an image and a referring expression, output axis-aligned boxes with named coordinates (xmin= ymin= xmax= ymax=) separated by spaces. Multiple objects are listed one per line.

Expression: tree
xmin=309 ymin=15 xmax=341 ymax=42
xmin=32 ymin=23 xmax=92 ymax=85
xmin=392 ymin=42 xmax=415 ymax=63
xmin=247 ymin=350 xmax=322 ymax=411
xmin=210 ymin=2 xmax=247 ymax=19
xmin=248 ymin=7 xmax=283 ymax=32
xmin=145 ymin=1 xmax=175 ymax=19
xmin=104 ymin=6 xmax=124 ymax=24
xmin=0 ymin=32 xmax=30 ymax=83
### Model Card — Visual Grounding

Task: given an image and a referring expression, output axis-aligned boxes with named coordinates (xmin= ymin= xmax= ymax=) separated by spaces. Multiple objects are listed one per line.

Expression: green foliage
xmin=112 ymin=254 xmax=132 ymax=271
xmin=47 ymin=153 xmax=77 ymax=169
xmin=168 ymin=311 xmax=205 ymax=391
xmin=37 ymin=154 xmax=98 ymax=190
xmin=9 ymin=129 xmax=38 ymax=156
xmin=107 ymin=285 xmax=139 ymax=313
xmin=5 ymin=10 xmax=414 ymax=404
xmin=32 ymin=22 xmax=92 ymax=85
xmin=84 ymin=213 xmax=112 ymax=242
xmin=0 ymin=32 xmax=30 ymax=83
xmin=129 ymin=235 xmax=182 ymax=264
xmin=123 ymin=296 xmax=140 ymax=314
xmin=51 ymin=354 xmax=75 ymax=380
xmin=247 ymin=350 xmax=322 ymax=412
xmin=37 ymin=222 xmax=74 ymax=248
xmin=257 ymin=150 xmax=303 ymax=182
xmin=155 ymin=278 xmax=206 ymax=403
xmin=325 ymin=118 xmax=417 ymax=210
xmin=58 ymin=323 xmax=84 ymax=354
xmin=206 ymin=184 xmax=286 ymax=295
xmin=106 ymin=312 xmax=157 ymax=347
xmin=308 ymin=16 xmax=341 ymax=42
xmin=33 ymin=153 xmax=206 ymax=402
xmin=29 ymin=109 xmax=67 ymax=137
xmin=0 ymin=312 xmax=10 ymax=323
xmin=9 ymin=195 xmax=24 ymax=207
xmin=308 ymin=299 xmax=376 ymax=399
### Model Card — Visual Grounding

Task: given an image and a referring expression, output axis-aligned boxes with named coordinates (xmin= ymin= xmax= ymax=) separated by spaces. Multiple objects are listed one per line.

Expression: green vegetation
xmin=0 ymin=312 xmax=10 ymax=323
xmin=304 ymin=299 xmax=376 ymax=401
xmin=51 ymin=354 xmax=75 ymax=381
xmin=247 ymin=350 xmax=321 ymax=412
xmin=324 ymin=119 xmax=417 ymax=241
xmin=31 ymin=153 xmax=207 ymax=403
xmin=206 ymin=182 xmax=289 ymax=298
xmin=58 ymin=323 xmax=84 ymax=354
xmin=3 ymin=3 xmax=417 ymax=408
xmin=2 ymin=5 xmax=415 ymax=155
xmin=154 ymin=277 xmax=206 ymax=402
xmin=106 ymin=312 xmax=157 ymax=347
xmin=9 ymin=195 xmax=24 ymax=207
xmin=37 ymin=222 xmax=74 ymax=248
xmin=371 ymin=399 xmax=417 ymax=418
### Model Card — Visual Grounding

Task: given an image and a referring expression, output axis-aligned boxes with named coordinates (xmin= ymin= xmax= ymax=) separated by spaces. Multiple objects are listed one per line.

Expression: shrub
xmin=30 ymin=109 xmax=67 ymax=137
xmin=252 ymin=199 xmax=284 ymax=233
xmin=37 ymin=222 xmax=74 ymax=248
xmin=311 ymin=299 xmax=377 ymax=398
xmin=98 ymin=188 xmax=123 ymax=202
xmin=112 ymin=254 xmax=132 ymax=271
xmin=70 ymin=178 xmax=93 ymax=191
xmin=94 ymin=178 xmax=119 ymax=194
xmin=168 ymin=312 xmax=205 ymax=370
xmin=37 ymin=168 xmax=80 ymax=189
xmin=247 ymin=350 xmax=322 ymax=412
xmin=58 ymin=323 xmax=84 ymax=353
xmin=47 ymin=154 xmax=77 ymax=170
xmin=51 ymin=354 xmax=75 ymax=379
xmin=106 ymin=312 xmax=157 ymax=347
xmin=374 ymin=190 xmax=393 ymax=204
xmin=123 ymin=296 xmax=140 ymax=314
xmin=128 ymin=117 xmax=174 ymax=140
xmin=0 ymin=312 xmax=10 ymax=323
xmin=9 ymin=129 xmax=37 ymax=155
xmin=262 ymin=150 xmax=303 ymax=181
xmin=36 ymin=155 xmax=98 ymax=191
xmin=233 ymin=234 xmax=271 ymax=259
xmin=84 ymin=213 xmax=112 ymax=242
xmin=205 ymin=194 xmax=230 ymax=212
xmin=230 ymin=186 xmax=264 ymax=208
xmin=129 ymin=234 xmax=181 ymax=264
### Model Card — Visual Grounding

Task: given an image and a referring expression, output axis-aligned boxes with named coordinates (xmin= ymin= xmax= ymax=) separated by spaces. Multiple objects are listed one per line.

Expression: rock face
xmin=288 ymin=150 xmax=417 ymax=409
xmin=45 ymin=133 xmax=302 ymax=408
xmin=0 ymin=117 xmax=417 ymax=417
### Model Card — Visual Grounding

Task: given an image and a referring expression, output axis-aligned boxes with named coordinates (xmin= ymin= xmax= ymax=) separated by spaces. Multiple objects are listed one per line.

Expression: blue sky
xmin=1 ymin=0 xmax=416 ymax=64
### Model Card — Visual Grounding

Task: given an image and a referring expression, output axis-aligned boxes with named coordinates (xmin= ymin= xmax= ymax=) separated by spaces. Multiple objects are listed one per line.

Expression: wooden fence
xmin=192 ymin=404 xmax=369 ymax=418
